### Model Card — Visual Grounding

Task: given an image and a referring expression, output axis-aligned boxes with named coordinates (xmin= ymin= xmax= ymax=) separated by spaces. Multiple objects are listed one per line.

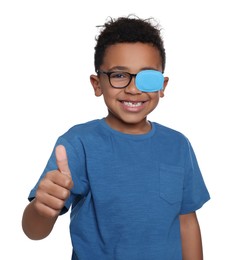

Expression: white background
xmin=1 ymin=0 xmax=233 ymax=259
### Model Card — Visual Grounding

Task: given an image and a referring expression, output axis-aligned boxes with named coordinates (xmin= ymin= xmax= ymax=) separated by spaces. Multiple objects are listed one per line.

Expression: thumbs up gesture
xmin=55 ymin=145 xmax=72 ymax=177
xmin=34 ymin=145 xmax=74 ymax=218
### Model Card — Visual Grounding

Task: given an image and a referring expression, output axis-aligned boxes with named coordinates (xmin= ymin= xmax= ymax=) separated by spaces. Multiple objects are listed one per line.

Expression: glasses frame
xmin=97 ymin=70 xmax=138 ymax=89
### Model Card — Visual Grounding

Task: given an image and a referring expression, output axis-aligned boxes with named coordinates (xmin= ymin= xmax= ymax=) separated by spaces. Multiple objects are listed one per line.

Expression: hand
xmin=34 ymin=145 xmax=74 ymax=218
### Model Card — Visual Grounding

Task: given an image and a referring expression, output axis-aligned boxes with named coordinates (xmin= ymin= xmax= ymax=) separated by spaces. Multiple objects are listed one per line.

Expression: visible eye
xmin=110 ymin=72 xmax=129 ymax=79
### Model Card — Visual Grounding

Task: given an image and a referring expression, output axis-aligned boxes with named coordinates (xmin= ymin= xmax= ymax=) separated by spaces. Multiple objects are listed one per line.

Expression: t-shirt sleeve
xmin=28 ymin=134 xmax=89 ymax=214
xmin=180 ymin=139 xmax=210 ymax=214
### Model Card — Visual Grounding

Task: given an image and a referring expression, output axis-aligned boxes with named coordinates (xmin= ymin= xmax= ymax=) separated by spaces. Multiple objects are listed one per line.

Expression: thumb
xmin=55 ymin=145 xmax=71 ymax=176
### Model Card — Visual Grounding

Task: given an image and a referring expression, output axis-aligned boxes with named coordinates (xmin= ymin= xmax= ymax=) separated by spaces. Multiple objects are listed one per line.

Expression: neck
xmin=104 ymin=116 xmax=151 ymax=135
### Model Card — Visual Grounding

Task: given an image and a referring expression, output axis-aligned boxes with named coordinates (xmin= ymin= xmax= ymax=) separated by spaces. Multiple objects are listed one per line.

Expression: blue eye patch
xmin=135 ymin=70 xmax=164 ymax=92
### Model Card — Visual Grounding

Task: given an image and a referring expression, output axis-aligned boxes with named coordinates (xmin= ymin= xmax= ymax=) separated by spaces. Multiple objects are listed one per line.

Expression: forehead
xmin=102 ymin=42 xmax=162 ymax=71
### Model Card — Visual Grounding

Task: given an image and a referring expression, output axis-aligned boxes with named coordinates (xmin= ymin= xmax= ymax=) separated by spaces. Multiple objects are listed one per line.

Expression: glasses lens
xmin=135 ymin=70 xmax=164 ymax=92
xmin=109 ymin=72 xmax=131 ymax=88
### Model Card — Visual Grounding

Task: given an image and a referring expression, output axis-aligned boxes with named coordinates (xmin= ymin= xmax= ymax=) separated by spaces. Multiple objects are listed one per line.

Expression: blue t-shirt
xmin=29 ymin=119 xmax=210 ymax=260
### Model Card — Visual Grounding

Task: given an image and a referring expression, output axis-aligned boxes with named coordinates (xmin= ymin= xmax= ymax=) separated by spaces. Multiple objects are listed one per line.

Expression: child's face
xmin=90 ymin=42 xmax=169 ymax=133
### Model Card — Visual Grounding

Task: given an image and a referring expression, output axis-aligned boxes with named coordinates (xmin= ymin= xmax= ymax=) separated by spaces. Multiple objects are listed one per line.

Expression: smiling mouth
xmin=122 ymin=101 xmax=144 ymax=107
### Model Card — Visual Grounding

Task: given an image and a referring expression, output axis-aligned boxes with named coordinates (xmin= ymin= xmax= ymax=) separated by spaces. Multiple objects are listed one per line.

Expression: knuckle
xmin=60 ymin=189 xmax=70 ymax=200
xmin=64 ymin=177 xmax=74 ymax=189
xmin=54 ymin=199 xmax=65 ymax=210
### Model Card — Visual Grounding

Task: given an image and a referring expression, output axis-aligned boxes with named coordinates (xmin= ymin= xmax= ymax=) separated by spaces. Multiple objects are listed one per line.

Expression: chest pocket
xmin=159 ymin=164 xmax=184 ymax=204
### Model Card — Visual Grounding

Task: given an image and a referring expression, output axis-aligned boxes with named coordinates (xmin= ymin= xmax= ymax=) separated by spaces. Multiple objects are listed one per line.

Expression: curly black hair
xmin=94 ymin=15 xmax=166 ymax=73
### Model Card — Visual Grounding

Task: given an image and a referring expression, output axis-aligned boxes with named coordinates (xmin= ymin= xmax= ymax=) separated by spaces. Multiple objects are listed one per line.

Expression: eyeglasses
xmin=97 ymin=69 xmax=164 ymax=92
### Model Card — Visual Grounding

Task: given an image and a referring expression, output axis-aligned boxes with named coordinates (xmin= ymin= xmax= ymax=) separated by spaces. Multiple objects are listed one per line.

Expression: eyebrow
xmin=108 ymin=66 xmax=129 ymax=71
xmin=107 ymin=66 xmax=159 ymax=71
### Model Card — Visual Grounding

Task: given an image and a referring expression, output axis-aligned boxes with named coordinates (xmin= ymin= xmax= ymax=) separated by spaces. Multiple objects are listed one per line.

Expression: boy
xmin=22 ymin=15 xmax=210 ymax=259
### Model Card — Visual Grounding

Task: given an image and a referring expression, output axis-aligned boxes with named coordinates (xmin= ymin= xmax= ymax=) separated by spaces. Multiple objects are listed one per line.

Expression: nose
xmin=124 ymin=76 xmax=142 ymax=94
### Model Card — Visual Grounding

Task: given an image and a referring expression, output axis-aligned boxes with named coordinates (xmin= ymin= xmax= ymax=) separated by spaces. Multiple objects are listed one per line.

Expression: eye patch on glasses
xmin=135 ymin=70 xmax=164 ymax=92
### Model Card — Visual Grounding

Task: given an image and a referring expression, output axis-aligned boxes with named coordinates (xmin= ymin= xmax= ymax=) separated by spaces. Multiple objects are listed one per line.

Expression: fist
xmin=35 ymin=145 xmax=74 ymax=218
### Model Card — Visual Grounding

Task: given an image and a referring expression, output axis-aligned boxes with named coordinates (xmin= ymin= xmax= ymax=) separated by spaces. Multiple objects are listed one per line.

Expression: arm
xmin=180 ymin=212 xmax=203 ymax=260
xmin=22 ymin=198 xmax=59 ymax=240
xmin=22 ymin=145 xmax=73 ymax=240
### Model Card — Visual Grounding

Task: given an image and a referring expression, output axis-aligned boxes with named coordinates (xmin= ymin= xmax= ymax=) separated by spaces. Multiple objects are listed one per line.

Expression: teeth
xmin=123 ymin=101 xmax=143 ymax=107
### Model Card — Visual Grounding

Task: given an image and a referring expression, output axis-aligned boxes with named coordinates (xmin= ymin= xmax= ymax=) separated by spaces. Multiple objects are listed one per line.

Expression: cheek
xmin=99 ymin=79 xmax=112 ymax=94
xmin=149 ymin=92 xmax=160 ymax=101
xmin=149 ymin=92 xmax=161 ymax=108
xmin=101 ymin=84 xmax=122 ymax=97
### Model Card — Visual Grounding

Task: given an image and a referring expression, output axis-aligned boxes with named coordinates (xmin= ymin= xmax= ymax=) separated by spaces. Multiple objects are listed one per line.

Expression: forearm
xmin=22 ymin=199 xmax=58 ymax=240
xmin=180 ymin=212 xmax=203 ymax=260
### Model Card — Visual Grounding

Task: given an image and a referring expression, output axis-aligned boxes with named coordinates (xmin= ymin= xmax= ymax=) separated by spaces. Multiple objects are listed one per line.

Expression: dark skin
xmin=91 ymin=43 xmax=168 ymax=134
xmin=22 ymin=146 xmax=203 ymax=259
xmin=22 ymin=145 xmax=73 ymax=240
xmin=90 ymin=42 xmax=203 ymax=259
xmin=22 ymin=42 xmax=203 ymax=259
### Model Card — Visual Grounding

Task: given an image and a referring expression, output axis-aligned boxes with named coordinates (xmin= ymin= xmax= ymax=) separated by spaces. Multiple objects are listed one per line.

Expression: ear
xmin=160 ymin=76 xmax=169 ymax=98
xmin=90 ymin=74 xmax=103 ymax=97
